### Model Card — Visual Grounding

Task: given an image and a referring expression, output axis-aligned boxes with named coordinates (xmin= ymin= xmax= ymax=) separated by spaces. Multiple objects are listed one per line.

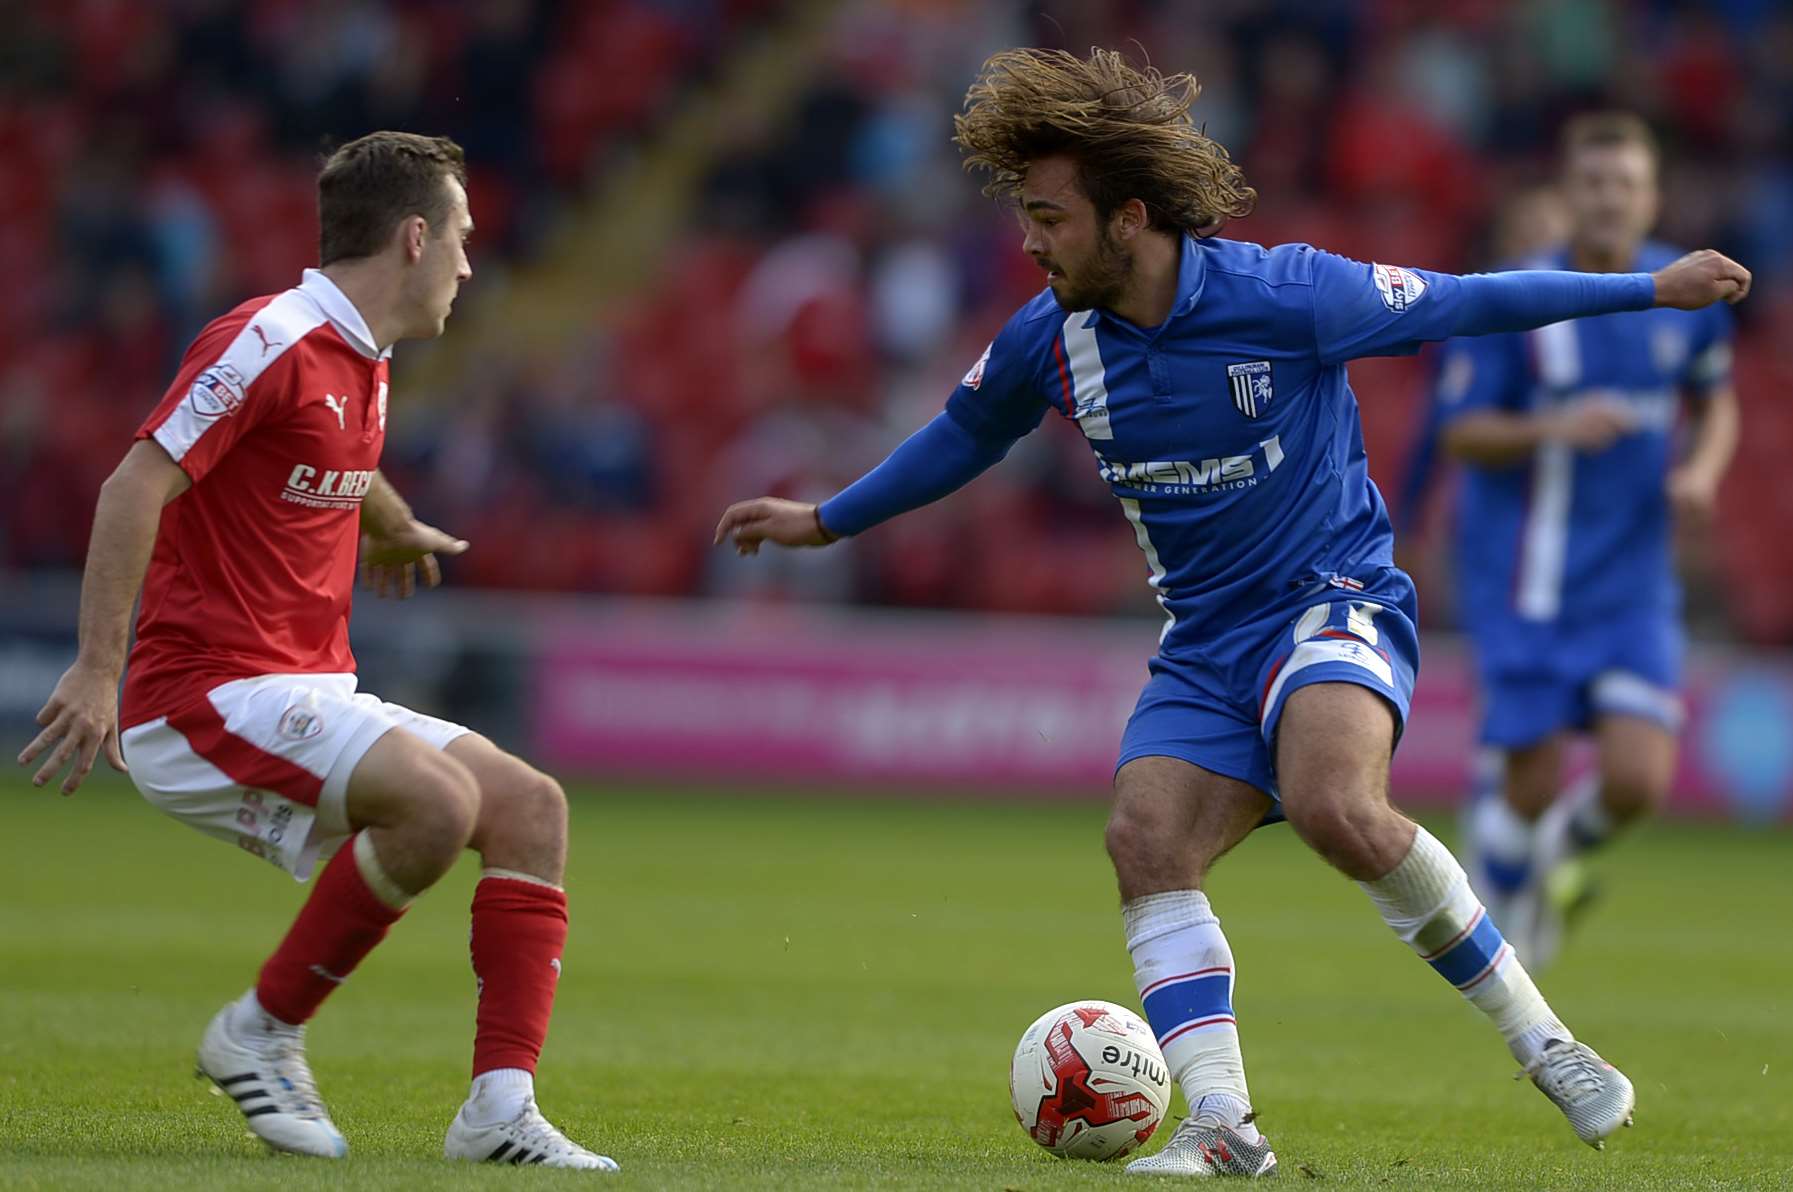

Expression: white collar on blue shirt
xmin=298 ymin=268 xmax=391 ymax=361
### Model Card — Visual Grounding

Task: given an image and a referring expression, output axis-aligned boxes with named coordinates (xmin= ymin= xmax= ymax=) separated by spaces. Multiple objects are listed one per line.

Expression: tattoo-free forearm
xmin=76 ymin=472 xmax=170 ymax=676
xmin=361 ymin=471 xmax=414 ymax=538
xmin=1440 ymin=410 xmax=1555 ymax=467
xmin=1681 ymin=386 xmax=1739 ymax=482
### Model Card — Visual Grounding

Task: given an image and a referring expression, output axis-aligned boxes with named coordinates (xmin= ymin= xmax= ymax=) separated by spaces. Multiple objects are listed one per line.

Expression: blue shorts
xmin=1117 ymin=591 xmax=1420 ymax=822
xmin=1473 ymin=610 xmax=1683 ymax=749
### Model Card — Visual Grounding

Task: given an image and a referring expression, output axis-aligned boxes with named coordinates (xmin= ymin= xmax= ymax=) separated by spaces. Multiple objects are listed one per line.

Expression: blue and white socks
xmin=1123 ymin=891 xmax=1259 ymax=1140
xmin=1361 ymin=826 xmax=1569 ymax=1067
xmin=1538 ymin=774 xmax=1615 ymax=864
xmin=1126 ymin=829 xmax=1570 ymax=1120
xmin=1470 ymin=785 xmax=1537 ymax=898
xmin=1474 ymin=769 xmax=1611 ymax=893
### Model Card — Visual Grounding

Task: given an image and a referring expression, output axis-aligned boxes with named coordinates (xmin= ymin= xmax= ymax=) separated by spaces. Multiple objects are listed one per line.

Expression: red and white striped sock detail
xmin=1124 ymin=890 xmax=1253 ymax=1119
xmin=1361 ymin=827 xmax=1569 ymax=1067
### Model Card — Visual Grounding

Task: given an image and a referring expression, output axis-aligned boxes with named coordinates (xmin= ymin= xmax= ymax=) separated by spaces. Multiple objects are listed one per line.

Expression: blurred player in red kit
xmin=18 ymin=132 xmax=617 ymax=1172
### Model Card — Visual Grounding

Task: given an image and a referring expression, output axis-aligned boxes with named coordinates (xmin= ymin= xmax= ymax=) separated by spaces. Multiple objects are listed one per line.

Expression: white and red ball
xmin=1009 ymin=1000 xmax=1170 ymax=1160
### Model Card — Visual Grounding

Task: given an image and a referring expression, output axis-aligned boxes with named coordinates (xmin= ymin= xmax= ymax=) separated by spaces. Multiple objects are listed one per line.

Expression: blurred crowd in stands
xmin=6 ymin=0 xmax=1793 ymax=640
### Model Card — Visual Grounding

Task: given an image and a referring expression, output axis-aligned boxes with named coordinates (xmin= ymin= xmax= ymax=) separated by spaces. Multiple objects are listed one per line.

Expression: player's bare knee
xmin=1282 ymin=798 xmax=1346 ymax=857
xmin=1104 ymin=797 xmax=1177 ymax=870
xmin=1600 ymin=769 xmax=1665 ymax=823
xmin=1502 ymin=739 xmax=1564 ymax=819
xmin=1102 ymin=812 xmax=1137 ymax=877
xmin=1106 ymin=805 xmax=1220 ymax=894
xmin=1284 ymin=793 xmax=1409 ymax=880
xmin=468 ymin=757 xmax=568 ymax=856
xmin=407 ymin=753 xmax=480 ymax=856
xmin=515 ymin=767 xmax=568 ymax=849
xmin=530 ymin=768 xmax=568 ymax=826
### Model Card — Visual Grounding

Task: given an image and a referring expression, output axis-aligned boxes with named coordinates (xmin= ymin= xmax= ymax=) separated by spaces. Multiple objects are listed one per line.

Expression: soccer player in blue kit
xmin=1438 ymin=113 xmax=1740 ymax=969
xmin=716 ymin=51 xmax=1749 ymax=1176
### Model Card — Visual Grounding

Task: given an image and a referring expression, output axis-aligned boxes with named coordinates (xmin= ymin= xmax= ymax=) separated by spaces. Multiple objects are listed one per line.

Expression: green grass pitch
xmin=2 ymin=776 xmax=1789 ymax=1190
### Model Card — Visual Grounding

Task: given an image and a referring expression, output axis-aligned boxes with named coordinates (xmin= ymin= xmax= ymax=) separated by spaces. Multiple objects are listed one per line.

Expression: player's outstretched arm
xmin=359 ymin=471 xmax=468 ymax=599
xmin=1314 ymin=250 xmax=1752 ymax=364
xmin=19 ymin=441 xmax=189 ymax=794
xmin=715 ymin=411 xmax=1014 ymax=556
xmin=1435 ymin=250 xmax=1751 ymax=332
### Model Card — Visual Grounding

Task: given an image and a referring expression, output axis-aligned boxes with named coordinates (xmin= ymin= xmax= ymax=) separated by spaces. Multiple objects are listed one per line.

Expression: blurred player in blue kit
xmin=1436 ymin=113 xmax=1740 ymax=968
xmin=718 ymin=51 xmax=1749 ymax=1176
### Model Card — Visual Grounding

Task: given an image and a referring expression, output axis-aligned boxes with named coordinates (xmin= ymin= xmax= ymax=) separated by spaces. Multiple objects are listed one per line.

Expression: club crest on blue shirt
xmin=1227 ymin=360 xmax=1274 ymax=419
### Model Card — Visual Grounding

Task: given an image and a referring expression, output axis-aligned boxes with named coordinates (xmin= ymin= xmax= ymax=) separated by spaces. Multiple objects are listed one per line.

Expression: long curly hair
xmin=953 ymin=48 xmax=1255 ymax=236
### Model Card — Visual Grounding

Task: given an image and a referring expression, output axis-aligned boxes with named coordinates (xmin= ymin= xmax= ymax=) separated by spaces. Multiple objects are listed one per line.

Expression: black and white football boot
xmin=195 ymin=995 xmax=347 ymax=1158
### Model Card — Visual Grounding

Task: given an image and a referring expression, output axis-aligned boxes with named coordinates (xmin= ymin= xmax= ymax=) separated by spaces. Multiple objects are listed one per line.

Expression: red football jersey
xmin=121 ymin=270 xmax=391 ymax=727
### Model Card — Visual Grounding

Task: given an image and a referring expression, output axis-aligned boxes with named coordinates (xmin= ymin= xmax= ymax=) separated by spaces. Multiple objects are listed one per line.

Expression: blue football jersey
xmin=1435 ymin=242 xmax=1733 ymax=646
xmin=944 ymin=235 xmax=1556 ymax=656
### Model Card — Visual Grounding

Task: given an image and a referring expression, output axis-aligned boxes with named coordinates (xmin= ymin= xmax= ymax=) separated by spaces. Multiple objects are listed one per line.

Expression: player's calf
xmin=440 ymin=737 xmax=583 ymax=1154
xmin=200 ymin=733 xmax=482 ymax=1159
xmin=1110 ymin=760 xmax=1271 ymax=1161
xmin=1534 ymin=716 xmax=1675 ymax=900
xmin=1355 ymin=821 xmax=1639 ymax=1143
xmin=1276 ymin=683 xmax=1636 ymax=1140
xmin=225 ymin=836 xmax=415 ymax=1154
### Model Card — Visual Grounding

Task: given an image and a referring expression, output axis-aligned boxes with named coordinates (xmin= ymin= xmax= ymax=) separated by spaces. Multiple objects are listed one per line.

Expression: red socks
xmin=255 ymin=833 xmax=407 ymax=1025
xmin=469 ymin=873 xmax=569 ymax=1076
xmin=251 ymin=841 xmax=567 ymax=1075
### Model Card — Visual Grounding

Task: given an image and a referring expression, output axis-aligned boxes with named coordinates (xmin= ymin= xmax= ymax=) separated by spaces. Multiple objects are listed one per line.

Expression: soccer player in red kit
xmin=17 ymin=132 xmax=616 ymax=1171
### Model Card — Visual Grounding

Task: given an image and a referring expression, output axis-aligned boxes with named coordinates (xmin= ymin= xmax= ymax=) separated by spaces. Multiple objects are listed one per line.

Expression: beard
xmin=1047 ymin=227 xmax=1133 ymax=313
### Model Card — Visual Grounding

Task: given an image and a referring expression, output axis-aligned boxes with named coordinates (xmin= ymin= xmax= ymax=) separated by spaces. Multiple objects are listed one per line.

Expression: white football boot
xmin=1525 ymin=1037 xmax=1636 ymax=1148
xmin=445 ymin=1097 xmax=619 ymax=1171
xmin=195 ymin=998 xmax=347 ymax=1158
xmin=1125 ymin=1113 xmax=1278 ymax=1178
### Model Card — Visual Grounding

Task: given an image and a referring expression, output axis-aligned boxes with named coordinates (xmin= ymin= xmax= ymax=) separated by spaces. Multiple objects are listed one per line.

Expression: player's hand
xmin=360 ymin=520 xmax=469 ymax=599
xmin=1652 ymin=250 xmax=1751 ymax=309
xmin=714 ymin=498 xmax=837 ymax=556
xmin=17 ymin=661 xmax=128 ymax=795
xmin=1547 ymin=396 xmax=1636 ymax=451
xmin=1667 ymin=464 xmax=1721 ymax=527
